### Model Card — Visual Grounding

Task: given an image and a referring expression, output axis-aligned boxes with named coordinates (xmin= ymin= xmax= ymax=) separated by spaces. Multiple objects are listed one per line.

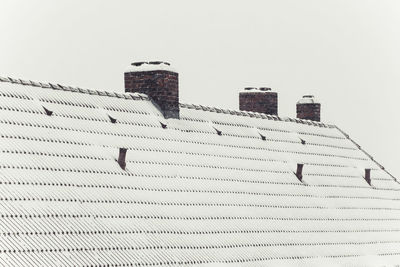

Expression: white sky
xmin=0 ymin=0 xmax=399 ymax=178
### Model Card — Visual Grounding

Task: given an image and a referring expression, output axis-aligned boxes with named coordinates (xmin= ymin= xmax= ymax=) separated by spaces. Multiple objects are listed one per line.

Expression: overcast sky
xmin=0 ymin=0 xmax=399 ymax=178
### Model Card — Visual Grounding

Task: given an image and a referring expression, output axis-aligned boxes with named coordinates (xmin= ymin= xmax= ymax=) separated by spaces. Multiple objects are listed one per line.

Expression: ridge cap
xmin=0 ymin=75 xmax=150 ymax=101
xmin=179 ymin=103 xmax=335 ymax=128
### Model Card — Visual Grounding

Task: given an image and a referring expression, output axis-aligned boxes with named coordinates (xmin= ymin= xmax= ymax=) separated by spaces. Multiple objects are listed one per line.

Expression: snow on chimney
xmin=124 ymin=61 xmax=179 ymax=119
xmin=239 ymin=87 xmax=278 ymax=115
xmin=296 ymin=95 xmax=321 ymax=122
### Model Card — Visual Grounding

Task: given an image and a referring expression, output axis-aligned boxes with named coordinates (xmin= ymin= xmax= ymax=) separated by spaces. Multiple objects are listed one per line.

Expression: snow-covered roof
xmin=0 ymin=77 xmax=399 ymax=266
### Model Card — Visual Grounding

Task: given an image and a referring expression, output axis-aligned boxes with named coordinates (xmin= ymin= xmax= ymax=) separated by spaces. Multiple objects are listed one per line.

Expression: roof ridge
xmin=0 ymin=75 xmax=150 ymax=101
xmin=0 ymin=75 xmax=334 ymax=128
xmin=180 ymin=103 xmax=335 ymax=128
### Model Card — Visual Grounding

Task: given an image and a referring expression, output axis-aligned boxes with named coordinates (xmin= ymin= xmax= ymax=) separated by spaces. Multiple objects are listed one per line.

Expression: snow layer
xmin=125 ymin=61 xmax=176 ymax=73
xmin=239 ymin=87 xmax=276 ymax=93
xmin=297 ymin=95 xmax=320 ymax=104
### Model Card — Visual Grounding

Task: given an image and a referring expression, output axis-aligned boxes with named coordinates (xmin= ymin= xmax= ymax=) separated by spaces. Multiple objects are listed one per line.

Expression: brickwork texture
xmin=296 ymin=103 xmax=321 ymax=122
xmin=125 ymin=70 xmax=179 ymax=119
xmin=239 ymin=91 xmax=278 ymax=115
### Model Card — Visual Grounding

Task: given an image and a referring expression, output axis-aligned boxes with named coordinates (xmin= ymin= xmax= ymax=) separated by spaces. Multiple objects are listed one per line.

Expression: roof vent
xmin=253 ymin=128 xmax=267 ymax=140
xmin=364 ymin=168 xmax=371 ymax=185
xmin=118 ymin=148 xmax=128 ymax=170
xmin=160 ymin=121 xmax=167 ymax=129
xmin=295 ymin=164 xmax=304 ymax=182
xmin=214 ymin=127 xmax=222 ymax=136
xmin=108 ymin=115 xmax=117 ymax=124
xmin=208 ymin=121 xmax=222 ymax=136
xmin=43 ymin=106 xmax=53 ymax=116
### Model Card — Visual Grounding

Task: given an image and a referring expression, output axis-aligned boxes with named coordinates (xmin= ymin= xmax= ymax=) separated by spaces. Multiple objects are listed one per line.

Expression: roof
xmin=0 ymin=77 xmax=399 ymax=266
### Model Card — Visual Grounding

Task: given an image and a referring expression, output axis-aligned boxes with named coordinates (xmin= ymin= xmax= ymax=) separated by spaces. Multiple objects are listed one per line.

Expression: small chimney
xmin=239 ymin=87 xmax=278 ymax=115
xmin=296 ymin=95 xmax=321 ymax=121
xmin=118 ymin=148 xmax=128 ymax=170
xmin=42 ymin=106 xmax=53 ymax=116
xmin=124 ymin=61 xmax=179 ymax=119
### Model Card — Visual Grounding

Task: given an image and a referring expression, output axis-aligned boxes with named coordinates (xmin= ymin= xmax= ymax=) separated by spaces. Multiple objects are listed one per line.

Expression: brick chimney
xmin=239 ymin=87 xmax=278 ymax=115
xmin=296 ymin=95 xmax=321 ymax=122
xmin=124 ymin=61 xmax=179 ymax=119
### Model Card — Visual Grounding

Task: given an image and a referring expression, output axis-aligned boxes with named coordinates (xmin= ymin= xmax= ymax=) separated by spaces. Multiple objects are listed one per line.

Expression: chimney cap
xmin=297 ymin=95 xmax=320 ymax=104
xmin=125 ymin=61 xmax=175 ymax=73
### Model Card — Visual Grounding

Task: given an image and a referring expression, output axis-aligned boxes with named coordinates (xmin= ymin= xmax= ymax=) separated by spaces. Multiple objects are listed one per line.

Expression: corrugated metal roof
xmin=0 ymin=77 xmax=399 ymax=266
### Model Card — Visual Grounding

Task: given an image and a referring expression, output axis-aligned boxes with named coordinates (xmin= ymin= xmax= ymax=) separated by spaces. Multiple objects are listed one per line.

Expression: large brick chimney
xmin=239 ymin=87 xmax=278 ymax=115
xmin=296 ymin=95 xmax=321 ymax=121
xmin=124 ymin=61 xmax=179 ymax=119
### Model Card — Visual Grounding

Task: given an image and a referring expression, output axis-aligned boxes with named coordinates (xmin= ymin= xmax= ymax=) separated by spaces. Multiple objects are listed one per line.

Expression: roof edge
xmin=334 ymin=125 xmax=399 ymax=183
xmin=180 ymin=103 xmax=335 ymax=128
xmin=0 ymin=75 xmax=150 ymax=101
xmin=0 ymin=75 xmax=335 ymax=128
